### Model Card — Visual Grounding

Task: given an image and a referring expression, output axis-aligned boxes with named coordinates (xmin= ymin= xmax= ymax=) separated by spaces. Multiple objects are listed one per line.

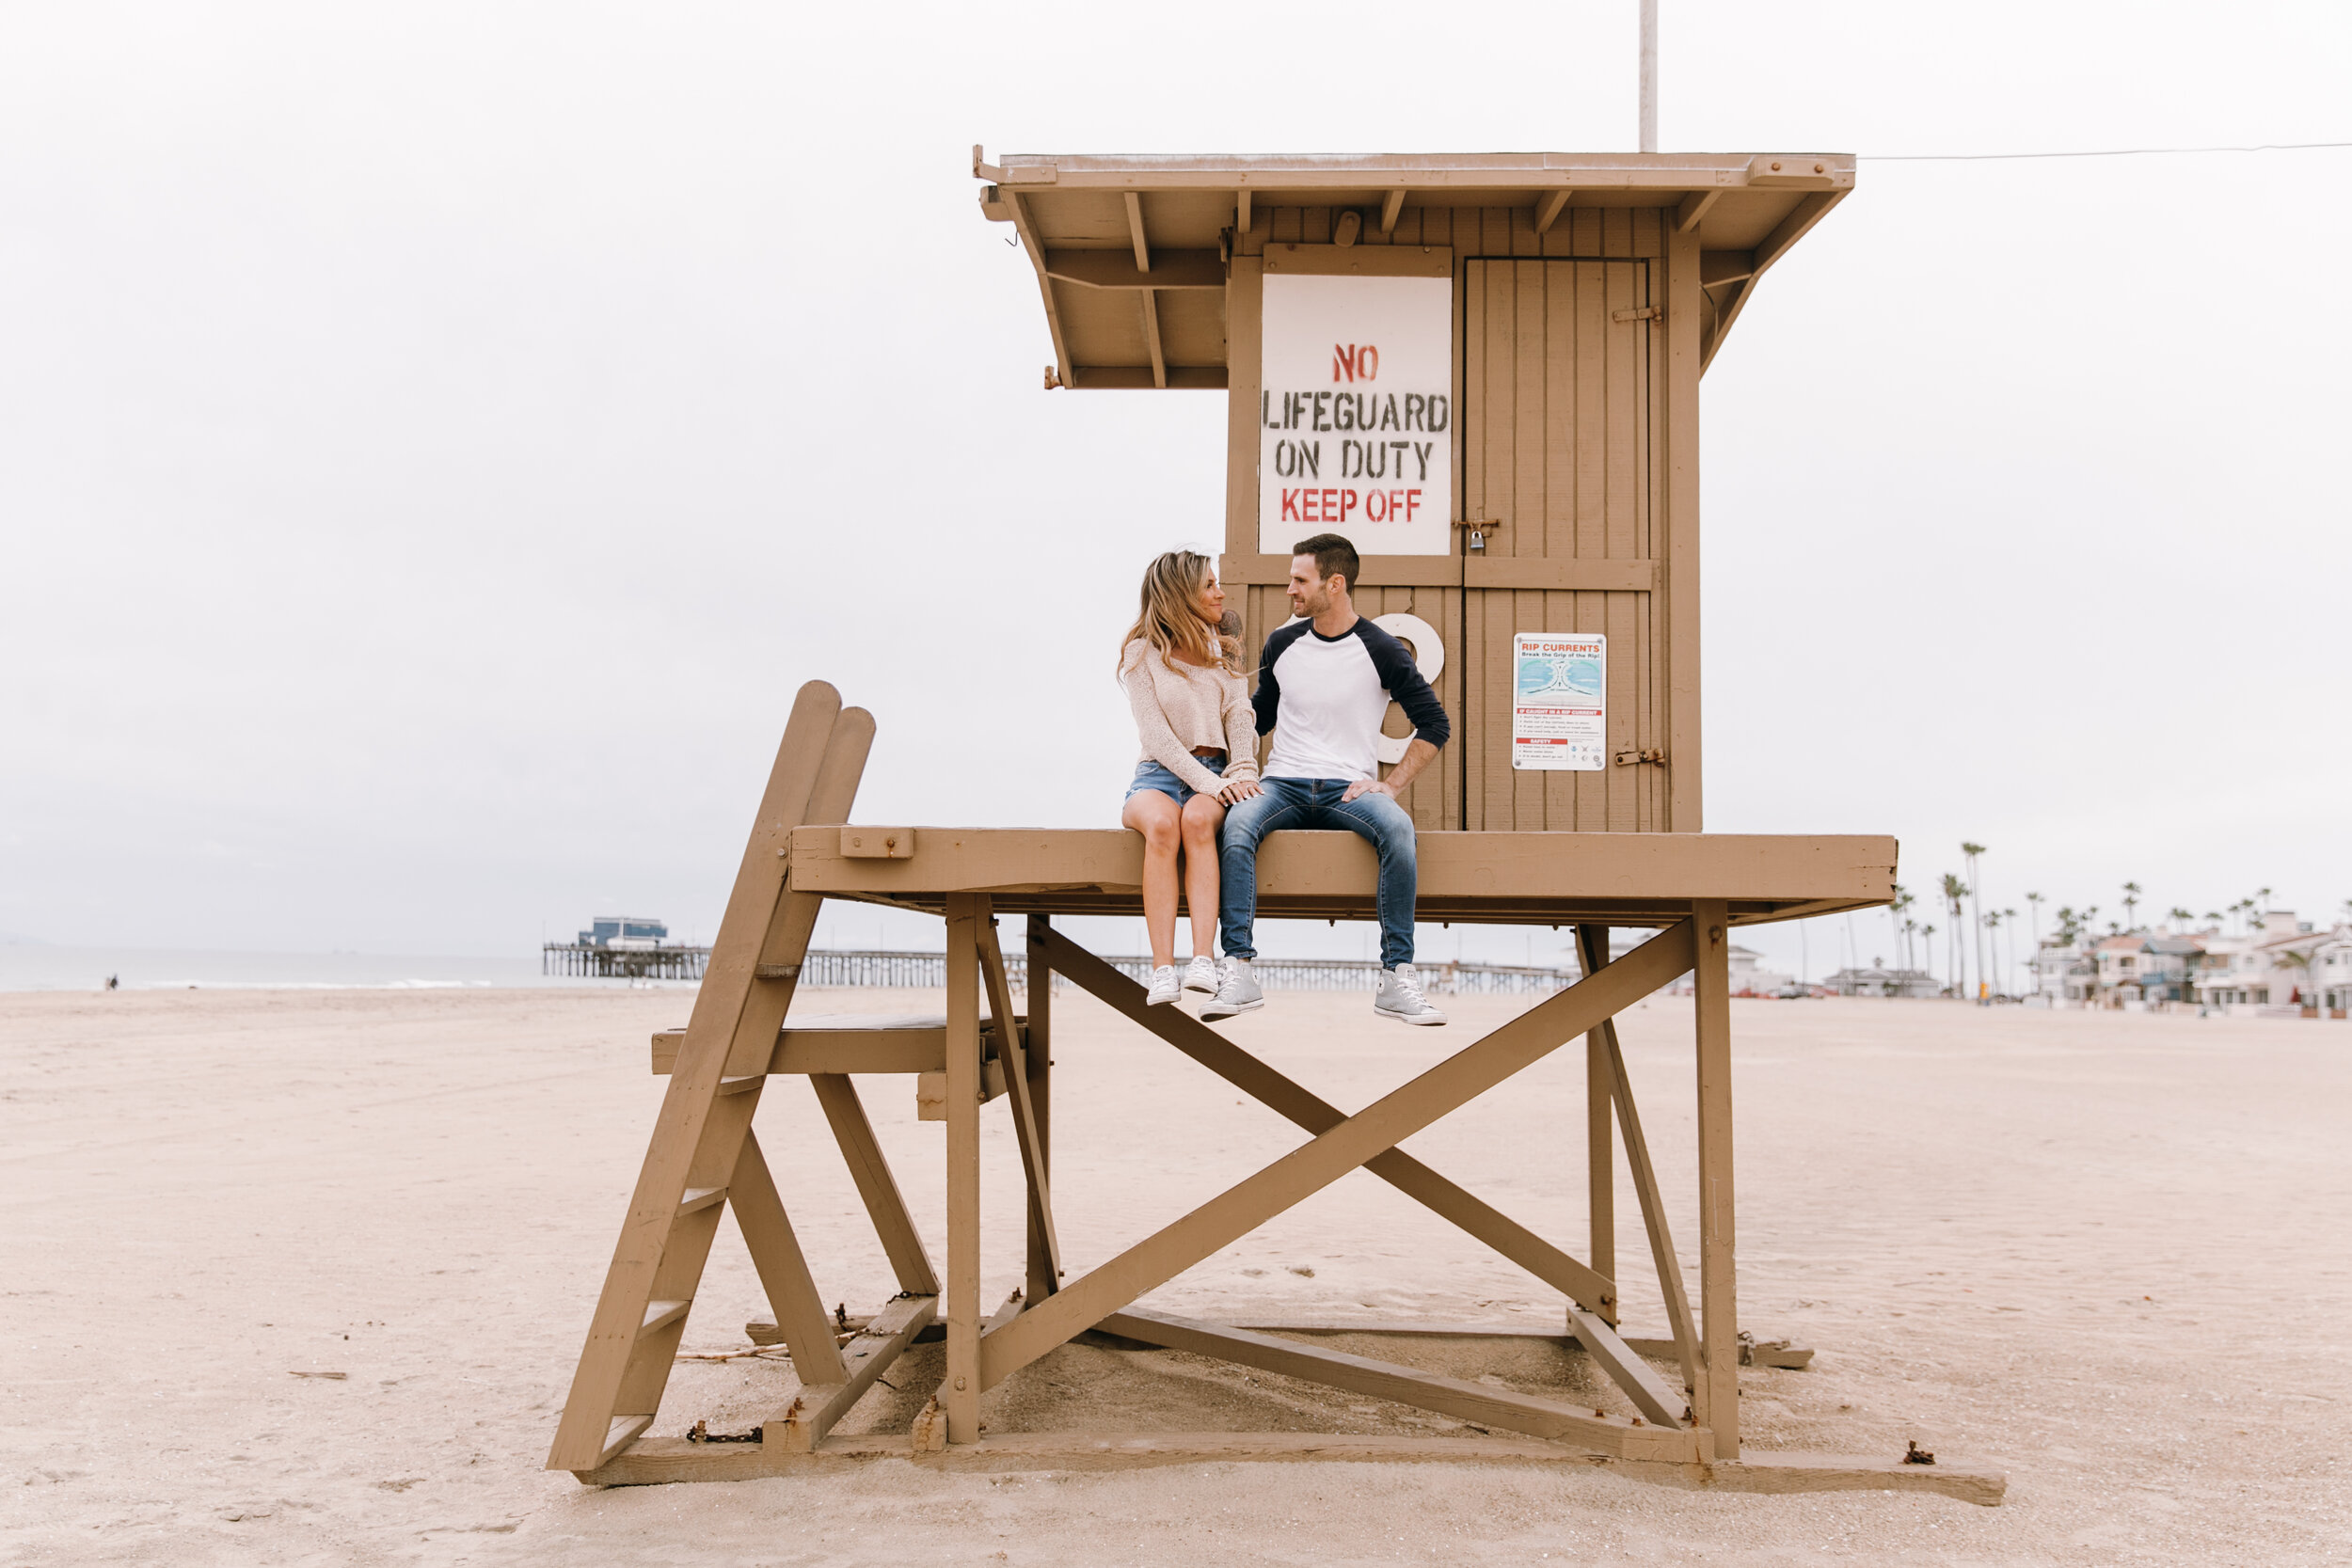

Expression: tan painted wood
xmin=651 ymin=1014 xmax=1026 ymax=1077
xmin=1140 ymin=291 xmax=1166 ymax=388
xmin=1100 ymin=1308 xmax=1700 ymax=1461
xmin=943 ymin=895 xmax=983 ymax=1443
xmin=723 ymin=1128 xmax=846 ymax=1383
xmin=789 ymin=826 xmax=1897 ymax=917
xmin=1122 ymin=191 xmax=1151 ymax=271
xmin=1378 ymin=187 xmax=1406 ymax=231
xmin=1673 ymin=189 xmax=1721 ymax=232
xmin=547 ymin=683 xmax=850 ymax=1472
xmin=1582 ymin=930 xmax=1616 ymax=1323
xmin=1005 ymin=193 xmax=1073 ymax=387
xmin=914 ymin=1057 xmax=1007 ymax=1120
xmin=1043 ymin=249 xmax=1221 ymax=289
xmin=981 ymin=921 xmax=1695 ymax=1389
xmin=1263 ymin=243 xmax=1452 ymax=277
xmin=806 ymin=1073 xmax=940 ymax=1296
xmin=1534 ymin=189 xmax=1573 ymax=233
xmin=839 ymin=826 xmax=914 ymax=858
xmin=1024 ymin=915 xmax=1057 ymax=1306
xmin=1692 ymin=898 xmax=1739 ymax=1457
xmin=1223 ymin=251 xmax=1263 ymax=565
xmin=1579 ymin=928 xmax=1701 ymax=1397
xmin=763 ymin=1293 xmax=936 ymax=1453
xmin=974 ymin=897 xmax=1061 ymax=1285
xmin=1040 ymin=925 xmax=1614 ymax=1309
xmin=579 ymin=1430 xmax=1999 ymax=1503
xmin=1662 ymin=218 xmax=1703 ymax=828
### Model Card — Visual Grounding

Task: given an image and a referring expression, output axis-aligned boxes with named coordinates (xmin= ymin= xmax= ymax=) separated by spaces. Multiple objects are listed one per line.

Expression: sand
xmin=2 ymin=983 xmax=2347 ymax=1565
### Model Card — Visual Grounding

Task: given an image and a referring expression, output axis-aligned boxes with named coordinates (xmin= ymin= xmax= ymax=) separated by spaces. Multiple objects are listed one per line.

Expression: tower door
xmin=1460 ymin=258 xmax=1667 ymax=831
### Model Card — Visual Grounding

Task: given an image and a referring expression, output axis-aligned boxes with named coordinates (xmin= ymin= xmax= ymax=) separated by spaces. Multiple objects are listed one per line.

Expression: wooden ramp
xmin=545 ymin=683 xmax=2000 ymax=1504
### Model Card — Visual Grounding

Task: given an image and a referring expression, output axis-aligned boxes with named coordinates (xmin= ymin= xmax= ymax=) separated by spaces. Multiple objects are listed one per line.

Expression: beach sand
xmin=2 ymin=983 xmax=2346 ymax=1565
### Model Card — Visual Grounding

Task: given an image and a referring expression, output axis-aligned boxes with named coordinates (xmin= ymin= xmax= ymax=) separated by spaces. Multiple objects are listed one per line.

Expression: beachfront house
xmin=2312 ymin=930 xmax=2352 ymax=1018
xmin=1823 ymin=964 xmax=1940 ymax=999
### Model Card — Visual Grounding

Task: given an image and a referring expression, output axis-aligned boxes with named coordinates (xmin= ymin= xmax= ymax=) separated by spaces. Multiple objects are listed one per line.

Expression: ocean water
xmin=0 ymin=944 xmax=693 ymax=992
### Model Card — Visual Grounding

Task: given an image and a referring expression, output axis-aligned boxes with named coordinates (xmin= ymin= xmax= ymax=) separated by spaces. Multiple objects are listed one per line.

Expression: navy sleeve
xmin=1253 ymin=622 xmax=1309 ymax=736
xmin=1358 ymin=622 xmax=1451 ymax=749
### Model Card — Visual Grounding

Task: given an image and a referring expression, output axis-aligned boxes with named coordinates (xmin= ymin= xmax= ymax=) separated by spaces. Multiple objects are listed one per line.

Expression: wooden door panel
xmin=1462 ymin=259 xmax=1661 ymax=831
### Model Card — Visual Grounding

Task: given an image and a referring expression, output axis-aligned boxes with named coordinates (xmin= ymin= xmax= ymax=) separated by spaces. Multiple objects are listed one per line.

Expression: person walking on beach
xmin=1118 ymin=550 xmax=1263 ymax=1006
xmin=1203 ymin=532 xmax=1451 ymax=1026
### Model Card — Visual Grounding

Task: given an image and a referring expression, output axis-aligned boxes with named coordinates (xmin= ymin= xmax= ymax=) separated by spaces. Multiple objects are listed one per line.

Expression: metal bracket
xmin=1613 ymin=748 xmax=1667 ymax=767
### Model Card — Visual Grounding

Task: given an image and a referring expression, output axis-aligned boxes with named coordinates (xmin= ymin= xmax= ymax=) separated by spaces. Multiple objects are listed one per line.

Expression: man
xmin=1204 ymin=532 xmax=1451 ymax=1026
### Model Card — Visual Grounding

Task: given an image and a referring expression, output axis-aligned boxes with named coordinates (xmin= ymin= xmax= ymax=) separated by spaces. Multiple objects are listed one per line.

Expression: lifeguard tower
xmin=542 ymin=150 xmax=1999 ymax=1502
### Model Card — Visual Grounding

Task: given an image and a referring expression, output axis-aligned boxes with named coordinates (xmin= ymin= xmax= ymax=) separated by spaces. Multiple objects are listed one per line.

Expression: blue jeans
xmin=1219 ymin=778 xmax=1418 ymax=969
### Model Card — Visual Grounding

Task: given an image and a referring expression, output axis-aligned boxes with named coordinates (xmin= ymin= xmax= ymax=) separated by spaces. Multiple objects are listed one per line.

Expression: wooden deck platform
xmin=791 ymin=826 xmax=1896 ymax=927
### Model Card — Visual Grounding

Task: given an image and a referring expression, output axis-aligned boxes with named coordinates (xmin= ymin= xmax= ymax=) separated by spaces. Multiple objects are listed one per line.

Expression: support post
xmin=1025 ymin=915 xmax=1056 ymax=1305
xmin=1580 ymin=925 xmax=1617 ymax=1326
xmin=1691 ymin=898 xmax=1738 ymax=1457
xmin=944 ymin=895 xmax=983 ymax=1443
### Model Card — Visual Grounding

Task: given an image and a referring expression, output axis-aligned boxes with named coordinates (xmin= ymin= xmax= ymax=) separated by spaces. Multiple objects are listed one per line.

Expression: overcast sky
xmin=4 ymin=1 xmax=2346 ymax=978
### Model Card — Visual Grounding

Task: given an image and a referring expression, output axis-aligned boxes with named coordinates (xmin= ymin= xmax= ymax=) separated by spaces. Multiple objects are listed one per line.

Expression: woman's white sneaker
xmin=1182 ymin=955 xmax=1221 ymax=995
xmin=1145 ymin=964 xmax=1182 ymax=1006
xmin=1374 ymin=963 xmax=1447 ymax=1025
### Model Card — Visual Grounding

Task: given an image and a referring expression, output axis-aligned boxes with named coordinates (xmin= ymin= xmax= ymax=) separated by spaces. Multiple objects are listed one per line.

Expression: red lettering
xmin=1332 ymin=344 xmax=1358 ymax=383
xmin=1280 ymin=487 xmax=1299 ymax=522
xmin=1340 ymin=488 xmax=1359 ymax=521
xmin=1366 ymin=489 xmax=1387 ymax=522
xmin=1404 ymin=488 xmax=1422 ymax=522
xmin=1359 ymin=345 xmax=1378 ymax=380
xmin=1321 ymin=487 xmax=1339 ymax=519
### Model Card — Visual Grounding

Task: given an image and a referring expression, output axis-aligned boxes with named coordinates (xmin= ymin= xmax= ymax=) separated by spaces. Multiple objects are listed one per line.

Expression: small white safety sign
xmin=1510 ymin=632 xmax=1605 ymax=770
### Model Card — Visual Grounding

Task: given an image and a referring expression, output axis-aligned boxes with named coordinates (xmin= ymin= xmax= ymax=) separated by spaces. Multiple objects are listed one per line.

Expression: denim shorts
xmin=1125 ymin=751 xmax=1225 ymax=807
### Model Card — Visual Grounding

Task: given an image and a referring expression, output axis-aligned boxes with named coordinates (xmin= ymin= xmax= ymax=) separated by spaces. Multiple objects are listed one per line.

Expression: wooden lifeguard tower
xmin=542 ymin=150 xmax=2001 ymax=1502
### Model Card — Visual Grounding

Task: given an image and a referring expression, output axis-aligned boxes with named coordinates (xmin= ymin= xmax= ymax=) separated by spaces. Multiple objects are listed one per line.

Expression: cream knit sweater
xmin=1119 ymin=640 xmax=1261 ymax=797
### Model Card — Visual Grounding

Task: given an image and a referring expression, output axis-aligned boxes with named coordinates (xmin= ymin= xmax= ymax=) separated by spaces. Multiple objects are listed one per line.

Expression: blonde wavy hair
xmin=1117 ymin=550 xmax=1241 ymax=677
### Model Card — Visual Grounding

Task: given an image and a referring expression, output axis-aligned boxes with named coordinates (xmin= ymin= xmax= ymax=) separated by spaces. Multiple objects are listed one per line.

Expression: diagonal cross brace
xmin=980 ymin=919 xmax=1698 ymax=1390
xmin=1038 ymin=921 xmax=1615 ymax=1313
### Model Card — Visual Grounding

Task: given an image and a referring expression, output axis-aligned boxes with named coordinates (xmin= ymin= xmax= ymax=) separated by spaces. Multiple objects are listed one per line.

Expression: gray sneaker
xmin=1374 ymin=963 xmax=1447 ymax=1025
xmin=1200 ymin=958 xmax=1264 ymax=1022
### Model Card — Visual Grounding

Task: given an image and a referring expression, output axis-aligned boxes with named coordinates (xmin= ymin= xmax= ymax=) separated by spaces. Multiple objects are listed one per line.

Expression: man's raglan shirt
xmin=1253 ymin=617 xmax=1451 ymax=784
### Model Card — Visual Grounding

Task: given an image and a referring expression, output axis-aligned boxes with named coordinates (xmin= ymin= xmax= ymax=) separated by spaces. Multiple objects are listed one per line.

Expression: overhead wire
xmin=1864 ymin=141 xmax=2352 ymax=162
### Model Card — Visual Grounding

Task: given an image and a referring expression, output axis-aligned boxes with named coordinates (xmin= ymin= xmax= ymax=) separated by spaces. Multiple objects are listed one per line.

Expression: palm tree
xmin=1888 ymin=882 xmax=1910 ymax=971
xmin=2202 ymin=911 xmax=2222 ymax=931
xmin=1919 ymin=923 xmax=1939 ymax=992
xmin=2026 ymin=891 xmax=2044 ymax=952
xmin=2122 ymin=880 xmax=2142 ymax=932
xmin=1984 ymin=910 xmax=2004 ymax=998
xmin=2003 ymin=907 xmax=2019 ymax=993
xmin=1941 ymin=871 xmax=1970 ymax=998
xmin=1961 ymin=844 xmax=1988 ymax=1003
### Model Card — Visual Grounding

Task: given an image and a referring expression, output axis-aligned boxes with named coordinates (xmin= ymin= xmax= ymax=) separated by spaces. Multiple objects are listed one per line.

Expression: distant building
xmin=1822 ymin=964 xmax=1940 ymax=999
xmin=578 ymin=916 xmax=671 ymax=951
xmin=2030 ymin=941 xmax=2092 ymax=1006
xmin=1661 ymin=942 xmax=1793 ymax=997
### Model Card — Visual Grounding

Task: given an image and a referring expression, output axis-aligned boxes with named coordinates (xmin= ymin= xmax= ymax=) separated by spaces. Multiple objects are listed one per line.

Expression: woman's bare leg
xmin=1180 ymin=793 xmax=1227 ymax=959
xmin=1121 ymin=790 xmax=1184 ymax=969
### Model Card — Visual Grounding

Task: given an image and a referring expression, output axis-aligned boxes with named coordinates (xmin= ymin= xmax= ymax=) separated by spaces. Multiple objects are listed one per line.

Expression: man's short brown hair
xmin=1292 ymin=533 xmax=1359 ymax=594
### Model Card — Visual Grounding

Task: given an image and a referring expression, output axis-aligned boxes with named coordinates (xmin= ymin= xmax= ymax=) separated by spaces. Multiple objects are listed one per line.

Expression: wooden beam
xmin=914 ymin=1055 xmax=1006 ymax=1119
xmin=1700 ymin=250 xmax=1756 ymax=287
xmin=792 ymin=828 xmax=1898 ymax=911
xmin=1581 ymin=928 xmax=1615 ymax=1324
xmin=1024 ymin=916 xmax=1057 ymax=1305
xmin=1100 ymin=1309 xmax=1701 ymax=1461
xmin=1039 ymin=926 xmax=1615 ymax=1312
xmin=1379 ymin=187 xmax=1406 ymax=232
xmin=762 ymin=1293 xmax=935 ymax=1452
xmin=1704 ymin=191 xmax=1845 ymax=371
xmin=1140 ymin=291 xmax=1166 ymax=389
xmin=974 ymin=897 xmax=1061 ymax=1284
xmin=1534 ymin=189 xmax=1573 ymax=233
xmin=807 ymin=1073 xmax=940 ymax=1295
xmin=1662 ymin=216 xmax=1704 ymax=827
xmin=944 ymin=895 xmax=983 ymax=1443
xmin=1673 ymin=189 xmax=1721 ymax=233
xmin=723 ymin=1129 xmax=845 ymax=1383
xmin=980 ymin=922 xmax=1696 ymax=1389
xmin=1006 ymin=193 xmax=1074 ymax=388
xmin=1235 ymin=188 xmax=1250 ymax=233
xmin=1123 ymin=191 xmax=1150 ymax=272
xmin=1042 ymin=249 xmax=1224 ymax=289
xmin=651 ymin=1014 xmax=1001 ymax=1076
xmin=1692 ymin=899 xmax=1739 ymax=1457
xmin=1576 ymin=929 xmax=1701 ymax=1400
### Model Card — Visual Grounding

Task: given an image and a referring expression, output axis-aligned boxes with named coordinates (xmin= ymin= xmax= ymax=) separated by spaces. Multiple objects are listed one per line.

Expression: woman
xmin=1118 ymin=551 xmax=1262 ymax=1006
